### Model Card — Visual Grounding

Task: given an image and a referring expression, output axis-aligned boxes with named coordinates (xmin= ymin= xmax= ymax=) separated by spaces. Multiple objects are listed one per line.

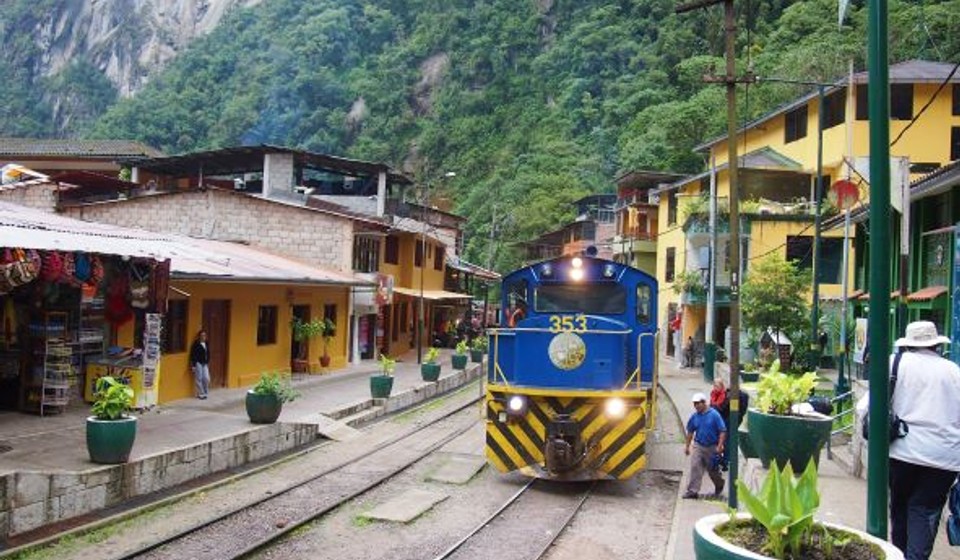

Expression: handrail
xmin=643 ymin=330 xmax=660 ymax=432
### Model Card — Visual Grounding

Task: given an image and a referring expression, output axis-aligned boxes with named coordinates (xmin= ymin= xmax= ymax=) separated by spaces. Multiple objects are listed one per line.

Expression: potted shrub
xmin=452 ymin=339 xmax=469 ymax=370
xmin=693 ymin=460 xmax=903 ymax=559
xmin=470 ymin=336 xmax=487 ymax=363
xmin=747 ymin=359 xmax=832 ymax=471
xmin=86 ymin=376 xmax=137 ymax=464
xmin=319 ymin=317 xmax=336 ymax=368
xmin=245 ymin=371 xmax=299 ymax=424
xmin=741 ymin=361 xmax=761 ymax=383
xmin=291 ymin=317 xmax=324 ymax=371
xmin=421 ymin=347 xmax=442 ymax=382
xmin=370 ymin=354 xmax=395 ymax=398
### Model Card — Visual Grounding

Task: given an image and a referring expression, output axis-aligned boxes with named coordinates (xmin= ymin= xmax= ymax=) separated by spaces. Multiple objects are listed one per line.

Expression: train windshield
xmin=534 ymin=284 xmax=626 ymax=314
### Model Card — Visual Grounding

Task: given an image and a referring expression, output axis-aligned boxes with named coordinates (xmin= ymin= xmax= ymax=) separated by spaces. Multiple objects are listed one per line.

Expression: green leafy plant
xmin=91 ymin=376 xmax=134 ymax=420
xmin=741 ymin=254 xmax=810 ymax=350
xmin=291 ymin=317 xmax=325 ymax=342
xmin=735 ymin=459 xmax=820 ymax=559
xmin=471 ymin=336 xmax=488 ymax=352
xmin=378 ymin=353 xmax=396 ymax=375
xmin=425 ymin=347 xmax=440 ymax=364
xmin=756 ymin=360 xmax=819 ymax=415
xmin=250 ymin=371 xmax=299 ymax=404
xmin=672 ymin=269 xmax=706 ymax=296
xmin=455 ymin=340 xmax=469 ymax=356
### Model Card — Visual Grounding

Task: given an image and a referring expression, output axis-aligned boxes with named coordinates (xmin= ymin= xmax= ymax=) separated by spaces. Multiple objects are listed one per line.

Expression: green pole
xmin=810 ymin=85 xmax=825 ymax=370
xmin=866 ymin=0 xmax=891 ymax=538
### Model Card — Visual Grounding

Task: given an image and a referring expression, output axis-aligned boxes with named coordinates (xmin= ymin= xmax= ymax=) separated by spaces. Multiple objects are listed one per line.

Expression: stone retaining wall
xmin=0 ymin=422 xmax=316 ymax=538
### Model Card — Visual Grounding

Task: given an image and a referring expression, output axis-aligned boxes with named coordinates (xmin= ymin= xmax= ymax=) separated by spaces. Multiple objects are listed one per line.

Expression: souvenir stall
xmin=0 ymin=247 xmax=168 ymax=414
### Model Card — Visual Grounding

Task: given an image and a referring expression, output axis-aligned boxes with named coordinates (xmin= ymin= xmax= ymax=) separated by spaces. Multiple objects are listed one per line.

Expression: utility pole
xmin=676 ymin=0 xmax=750 ymax=509
xmin=866 ymin=0 xmax=892 ymax=537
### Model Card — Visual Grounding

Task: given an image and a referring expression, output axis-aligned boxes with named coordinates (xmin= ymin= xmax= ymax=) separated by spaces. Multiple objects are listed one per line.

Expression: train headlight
xmin=507 ymin=395 xmax=528 ymax=416
xmin=569 ymin=268 xmax=584 ymax=281
xmin=604 ymin=398 xmax=627 ymax=419
xmin=572 ymin=257 xmax=583 ymax=268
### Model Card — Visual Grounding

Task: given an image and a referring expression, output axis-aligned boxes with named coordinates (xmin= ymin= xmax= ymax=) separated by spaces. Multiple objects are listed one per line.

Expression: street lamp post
xmin=417 ymin=171 xmax=456 ymax=365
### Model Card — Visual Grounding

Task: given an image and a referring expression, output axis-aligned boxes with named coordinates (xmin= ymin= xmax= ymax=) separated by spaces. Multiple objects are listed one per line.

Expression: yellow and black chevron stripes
xmin=485 ymin=388 xmax=650 ymax=480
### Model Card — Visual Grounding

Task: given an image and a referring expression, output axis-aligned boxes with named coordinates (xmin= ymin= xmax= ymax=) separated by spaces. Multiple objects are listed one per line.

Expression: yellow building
xmin=655 ymin=59 xmax=960 ymax=362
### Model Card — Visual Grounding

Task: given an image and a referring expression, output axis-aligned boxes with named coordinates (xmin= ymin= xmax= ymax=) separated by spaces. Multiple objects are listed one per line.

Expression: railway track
xmin=432 ymin=479 xmax=595 ymax=560
xmin=113 ymin=395 xmax=482 ymax=560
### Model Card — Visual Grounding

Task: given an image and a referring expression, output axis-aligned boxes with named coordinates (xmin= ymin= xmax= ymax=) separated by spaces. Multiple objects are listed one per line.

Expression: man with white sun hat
xmin=885 ymin=321 xmax=960 ymax=559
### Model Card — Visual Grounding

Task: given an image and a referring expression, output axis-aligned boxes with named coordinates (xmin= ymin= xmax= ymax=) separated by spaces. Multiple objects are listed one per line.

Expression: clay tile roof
xmin=906 ymin=285 xmax=948 ymax=302
xmin=0 ymin=138 xmax=164 ymax=158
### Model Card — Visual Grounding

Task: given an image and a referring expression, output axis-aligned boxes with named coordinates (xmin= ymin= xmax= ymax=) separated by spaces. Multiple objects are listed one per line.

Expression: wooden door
xmin=202 ymin=300 xmax=230 ymax=388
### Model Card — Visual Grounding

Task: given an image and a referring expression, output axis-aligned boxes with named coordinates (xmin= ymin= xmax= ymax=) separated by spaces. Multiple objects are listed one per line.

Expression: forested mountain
xmin=3 ymin=0 xmax=959 ymax=270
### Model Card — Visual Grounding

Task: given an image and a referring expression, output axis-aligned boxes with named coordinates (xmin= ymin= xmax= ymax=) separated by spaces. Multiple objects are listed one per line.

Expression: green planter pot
xmin=370 ymin=374 xmax=394 ymax=398
xmin=421 ymin=363 xmax=441 ymax=382
xmin=693 ymin=513 xmax=904 ymax=559
xmin=470 ymin=349 xmax=484 ymax=363
xmin=452 ymin=354 xmax=468 ymax=370
xmin=245 ymin=391 xmax=283 ymax=424
xmin=747 ymin=409 xmax=833 ymax=472
xmin=740 ymin=371 xmax=760 ymax=383
xmin=86 ymin=416 xmax=137 ymax=464
xmin=737 ymin=426 xmax=761 ymax=461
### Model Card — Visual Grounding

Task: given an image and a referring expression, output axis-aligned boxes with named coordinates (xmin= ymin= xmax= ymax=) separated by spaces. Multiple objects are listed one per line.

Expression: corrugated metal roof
xmin=0 ymin=201 xmax=371 ymax=287
xmin=0 ymin=138 xmax=164 ymax=158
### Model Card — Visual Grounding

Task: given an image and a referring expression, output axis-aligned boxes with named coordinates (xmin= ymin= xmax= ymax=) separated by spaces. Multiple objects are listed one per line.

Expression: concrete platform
xmin=659 ymin=356 xmax=960 ymax=560
xmin=0 ymin=349 xmax=482 ymax=540
xmin=425 ymin=453 xmax=487 ymax=485
xmin=364 ymin=488 xmax=450 ymax=523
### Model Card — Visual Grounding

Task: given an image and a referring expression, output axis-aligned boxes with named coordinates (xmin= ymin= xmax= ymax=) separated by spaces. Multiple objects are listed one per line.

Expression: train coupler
xmin=545 ymin=414 xmax=586 ymax=473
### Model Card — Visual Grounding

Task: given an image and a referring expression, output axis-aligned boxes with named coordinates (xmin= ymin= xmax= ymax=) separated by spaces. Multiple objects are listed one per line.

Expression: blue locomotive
xmin=484 ymin=255 xmax=659 ymax=480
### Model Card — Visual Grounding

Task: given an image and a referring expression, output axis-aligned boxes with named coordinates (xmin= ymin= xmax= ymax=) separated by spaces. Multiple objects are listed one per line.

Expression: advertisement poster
xmin=853 ymin=318 xmax=868 ymax=365
xmin=141 ymin=313 xmax=162 ymax=408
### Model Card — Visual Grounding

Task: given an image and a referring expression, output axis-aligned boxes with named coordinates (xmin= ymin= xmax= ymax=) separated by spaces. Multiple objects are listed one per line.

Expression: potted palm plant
xmin=245 ymin=371 xmax=299 ymax=424
xmin=452 ymin=339 xmax=469 ymax=370
xmin=86 ymin=376 xmax=137 ymax=464
xmin=320 ymin=317 xmax=336 ymax=368
xmin=694 ymin=460 xmax=902 ymax=559
xmin=370 ymin=354 xmax=395 ymax=398
xmin=747 ymin=359 xmax=832 ymax=471
xmin=421 ymin=347 xmax=442 ymax=382
xmin=470 ymin=336 xmax=487 ymax=363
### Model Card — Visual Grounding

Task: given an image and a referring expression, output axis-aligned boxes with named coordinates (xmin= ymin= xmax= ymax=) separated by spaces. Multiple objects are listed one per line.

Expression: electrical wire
xmin=889 ymin=59 xmax=960 ymax=148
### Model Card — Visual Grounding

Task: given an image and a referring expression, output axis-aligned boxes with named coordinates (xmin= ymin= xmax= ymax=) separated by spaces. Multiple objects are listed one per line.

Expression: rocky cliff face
xmin=34 ymin=0 xmax=260 ymax=98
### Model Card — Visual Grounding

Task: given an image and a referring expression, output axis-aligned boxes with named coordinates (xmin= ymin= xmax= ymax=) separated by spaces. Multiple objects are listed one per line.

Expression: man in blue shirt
xmin=683 ymin=392 xmax=727 ymax=499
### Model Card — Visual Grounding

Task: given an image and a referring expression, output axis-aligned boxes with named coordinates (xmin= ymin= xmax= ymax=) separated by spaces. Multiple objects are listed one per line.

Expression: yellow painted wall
xmin=709 ymin=83 xmax=959 ymax=197
xmin=117 ymin=281 xmax=350 ymax=404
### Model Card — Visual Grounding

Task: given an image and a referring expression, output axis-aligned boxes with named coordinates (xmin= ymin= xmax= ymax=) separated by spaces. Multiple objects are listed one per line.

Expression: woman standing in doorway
xmin=190 ymin=330 xmax=210 ymax=399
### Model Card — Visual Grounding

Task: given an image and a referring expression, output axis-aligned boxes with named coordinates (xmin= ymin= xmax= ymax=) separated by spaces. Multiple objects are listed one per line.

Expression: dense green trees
xmin=2 ymin=0 xmax=958 ymax=272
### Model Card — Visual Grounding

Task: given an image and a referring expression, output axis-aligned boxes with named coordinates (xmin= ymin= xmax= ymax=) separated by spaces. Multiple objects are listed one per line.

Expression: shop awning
xmin=906 ymin=285 xmax=948 ymax=309
xmin=907 ymin=285 xmax=948 ymax=301
xmin=392 ymin=287 xmax=472 ymax=300
xmin=0 ymin=201 xmax=372 ymax=287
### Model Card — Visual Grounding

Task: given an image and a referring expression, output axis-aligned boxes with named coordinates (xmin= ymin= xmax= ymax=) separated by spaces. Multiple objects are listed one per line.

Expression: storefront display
xmin=0 ymin=247 xmax=168 ymax=415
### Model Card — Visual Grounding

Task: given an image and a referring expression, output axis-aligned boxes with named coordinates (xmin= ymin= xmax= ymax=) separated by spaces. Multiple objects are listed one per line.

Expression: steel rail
xmin=116 ymin=392 xmax=483 ymax=560
xmin=430 ymin=479 xmax=594 ymax=560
